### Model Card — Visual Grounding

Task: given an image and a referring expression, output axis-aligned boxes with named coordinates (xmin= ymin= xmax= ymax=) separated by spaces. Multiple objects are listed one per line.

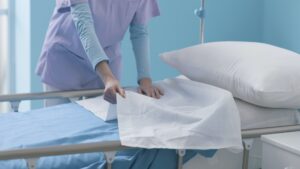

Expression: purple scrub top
xmin=36 ymin=0 xmax=160 ymax=90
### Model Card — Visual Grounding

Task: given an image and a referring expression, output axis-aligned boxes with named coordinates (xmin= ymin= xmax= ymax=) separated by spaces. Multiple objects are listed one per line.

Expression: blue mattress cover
xmin=0 ymin=103 xmax=216 ymax=169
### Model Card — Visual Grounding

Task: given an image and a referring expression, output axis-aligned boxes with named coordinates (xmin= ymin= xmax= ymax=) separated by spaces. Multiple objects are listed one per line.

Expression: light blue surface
xmin=262 ymin=0 xmax=300 ymax=53
xmin=120 ymin=0 xmax=263 ymax=86
xmin=27 ymin=0 xmax=263 ymax=109
xmin=0 ymin=103 xmax=216 ymax=169
xmin=22 ymin=0 xmax=300 ymax=109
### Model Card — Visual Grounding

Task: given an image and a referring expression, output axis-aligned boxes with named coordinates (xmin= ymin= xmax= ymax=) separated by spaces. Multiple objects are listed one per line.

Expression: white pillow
xmin=161 ymin=41 xmax=300 ymax=109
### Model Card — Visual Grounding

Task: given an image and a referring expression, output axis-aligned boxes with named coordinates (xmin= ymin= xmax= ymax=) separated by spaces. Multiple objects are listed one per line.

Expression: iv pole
xmin=194 ymin=0 xmax=205 ymax=44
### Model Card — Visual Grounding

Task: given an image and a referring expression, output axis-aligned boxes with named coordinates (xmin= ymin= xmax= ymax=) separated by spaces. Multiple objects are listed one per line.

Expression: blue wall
xmin=263 ymin=0 xmax=300 ymax=53
xmin=121 ymin=0 xmax=262 ymax=86
xmin=30 ymin=1 xmax=55 ymax=108
xmin=29 ymin=0 xmax=263 ymax=107
xmin=205 ymin=0 xmax=263 ymax=42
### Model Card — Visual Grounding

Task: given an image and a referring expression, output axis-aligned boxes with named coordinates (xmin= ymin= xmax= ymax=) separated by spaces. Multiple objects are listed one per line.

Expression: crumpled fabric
xmin=117 ymin=77 xmax=243 ymax=152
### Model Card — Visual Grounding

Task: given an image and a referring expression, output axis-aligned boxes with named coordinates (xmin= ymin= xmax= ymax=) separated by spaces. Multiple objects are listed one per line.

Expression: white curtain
xmin=0 ymin=45 xmax=7 ymax=112
xmin=0 ymin=13 xmax=8 ymax=112
xmin=0 ymin=55 xmax=7 ymax=94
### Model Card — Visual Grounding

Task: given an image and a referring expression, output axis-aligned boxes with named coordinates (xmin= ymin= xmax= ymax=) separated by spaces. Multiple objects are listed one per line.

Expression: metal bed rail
xmin=1 ymin=90 xmax=300 ymax=169
xmin=0 ymin=89 xmax=188 ymax=169
xmin=0 ymin=89 xmax=104 ymax=112
xmin=0 ymin=125 xmax=300 ymax=168
xmin=0 ymin=89 xmax=104 ymax=102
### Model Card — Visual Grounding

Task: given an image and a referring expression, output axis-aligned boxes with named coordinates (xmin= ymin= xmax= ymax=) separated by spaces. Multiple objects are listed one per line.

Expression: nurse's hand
xmin=104 ymin=77 xmax=125 ymax=104
xmin=138 ymin=78 xmax=164 ymax=99
xmin=96 ymin=61 xmax=125 ymax=104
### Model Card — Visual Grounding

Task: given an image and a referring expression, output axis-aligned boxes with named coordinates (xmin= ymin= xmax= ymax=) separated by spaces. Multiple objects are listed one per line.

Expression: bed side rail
xmin=0 ymin=89 xmax=104 ymax=112
xmin=0 ymin=126 xmax=300 ymax=169
xmin=0 ymin=89 xmax=104 ymax=103
xmin=241 ymin=124 xmax=300 ymax=139
xmin=0 ymin=141 xmax=125 ymax=161
xmin=0 ymin=125 xmax=300 ymax=161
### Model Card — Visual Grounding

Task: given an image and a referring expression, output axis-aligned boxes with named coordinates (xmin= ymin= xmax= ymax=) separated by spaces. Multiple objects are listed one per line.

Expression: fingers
xmin=145 ymin=89 xmax=153 ymax=97
xmin=104 ymin=85 xmax=126 ymax=104
xmin=104 ymin=88 xmax=117 ymax=104
xmin=138 ymin=86 xmax=164 ymax=99
xmin=158 ymin=87 xmax=164 ymax=96
xmin=116 ymin=86 xmax=126 ymax=98
xmin=104 ymin=90 xmax=117 ymax=104
xmin=137 ymin=88 xmax=142 ymax=94
xmin=154 ymin=88 xmax=161 ymax=99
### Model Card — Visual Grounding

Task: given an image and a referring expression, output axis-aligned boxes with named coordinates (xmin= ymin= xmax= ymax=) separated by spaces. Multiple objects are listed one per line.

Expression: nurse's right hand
xmin=96 ymin=61 xmax=126 ymax=104
xmin=104 ymin=77 xmax=126 ymax=104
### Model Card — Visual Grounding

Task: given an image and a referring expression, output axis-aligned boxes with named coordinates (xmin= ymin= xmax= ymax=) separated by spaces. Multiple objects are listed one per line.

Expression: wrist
xmin=138 ymin=77 xmax=152 ymax=86
xmin=103 ymin=75 xmax=116 ymax=85
xmin=96 ymin=61 xmax=116 ymax=85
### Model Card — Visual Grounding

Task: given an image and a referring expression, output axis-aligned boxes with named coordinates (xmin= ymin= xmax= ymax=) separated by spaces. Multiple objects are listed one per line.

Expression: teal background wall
xmin=30 ymin=1 xmax=55 ymax=108
xmin=121 ymin=0 xmax=262 ymax=86
xmin=25 ymin=0 xmax=300 ymax=108
xmin=262 ymin=0 xmax=300 ymax=53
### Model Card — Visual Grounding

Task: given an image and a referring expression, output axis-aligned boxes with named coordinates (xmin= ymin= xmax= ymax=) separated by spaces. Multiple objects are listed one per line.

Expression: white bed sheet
xmin=77 ymin=75 xmax=300 ymax=131
xmin=177 ymin=75 xmax=299 ymax=130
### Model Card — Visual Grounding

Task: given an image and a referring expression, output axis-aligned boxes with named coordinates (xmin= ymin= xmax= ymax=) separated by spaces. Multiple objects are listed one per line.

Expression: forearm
xmin=70 ymin=3 xmax=109 ymax=71
xmin=130 ymin=24 xmax=151 ymax=82
xmin=95 ymin=61 xmax=116 ymax=84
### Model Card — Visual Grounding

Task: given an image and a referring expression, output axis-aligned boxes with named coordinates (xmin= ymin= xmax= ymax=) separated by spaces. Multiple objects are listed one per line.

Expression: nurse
xmin=36 ymin=0 xmax=163 ymax=106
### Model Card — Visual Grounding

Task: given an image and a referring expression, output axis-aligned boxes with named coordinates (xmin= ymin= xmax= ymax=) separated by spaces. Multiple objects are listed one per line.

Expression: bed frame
xmin=1 ymin=1 xmax=300 ymax=169
xmin=0 ymin=90 xmax=300 ymax=169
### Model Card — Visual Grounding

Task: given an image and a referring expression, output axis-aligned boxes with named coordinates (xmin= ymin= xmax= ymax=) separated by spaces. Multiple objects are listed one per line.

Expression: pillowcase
xmin=161 ymin=41 xmax=300 ymax=109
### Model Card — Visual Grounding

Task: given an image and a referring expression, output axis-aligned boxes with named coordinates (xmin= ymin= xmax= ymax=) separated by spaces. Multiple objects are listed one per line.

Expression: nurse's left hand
xmin=138 ymin=78 xmax=164 ymax=99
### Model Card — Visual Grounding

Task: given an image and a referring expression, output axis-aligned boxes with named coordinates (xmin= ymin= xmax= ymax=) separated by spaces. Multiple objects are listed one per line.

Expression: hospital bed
xmin=0 ymin=89 xmax=300 ymax=169
xmin=2 ymin=1 xmax=300 ymax=169
xmin=0 ymin=89 xmax=218 ymax=169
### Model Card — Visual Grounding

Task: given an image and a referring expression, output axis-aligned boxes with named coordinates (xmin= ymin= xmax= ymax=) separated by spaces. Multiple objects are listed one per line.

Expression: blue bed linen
xmin=0 ymin=103 xmax=216 ymax=169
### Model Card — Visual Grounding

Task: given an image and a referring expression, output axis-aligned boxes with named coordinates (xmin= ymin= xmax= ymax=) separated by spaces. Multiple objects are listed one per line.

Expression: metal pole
xmin=200 ymin=0 xmax=205 ymax=44
xmin=195 ymin=0 xmax=205 ymax=43
xmin=0 ymin=141 xmax=126 ymax=160
xmin=242 ymin=142 xmax=249 ymax=169
xmin=0 ymin=89 xmax=104 ymax=103
xmin=241 ymin=125 xmax=300 ymax=139
xmin=177 ymin=150 xmax=186 ymax=169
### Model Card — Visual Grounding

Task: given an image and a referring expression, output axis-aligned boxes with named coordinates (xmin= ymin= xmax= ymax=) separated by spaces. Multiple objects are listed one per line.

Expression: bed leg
xmin=26 ymin=158 xmax=38 ymax=169
xmin=242 ymin=139 xmax=253 ymax=169
xmin=105 ymin=151 xmax=116 ymax=169
xmin=177 ymin=149 xmax=186 ymax=169
xmin=10 ymin=101 xmax=21 ymax=112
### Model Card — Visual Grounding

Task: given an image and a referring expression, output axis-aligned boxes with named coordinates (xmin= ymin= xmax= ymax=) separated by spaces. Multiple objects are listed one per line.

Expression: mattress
xmin=177 ymin=75 xmax=300 ymax=130
xmin=237 ymin=99 xmax=299 ymax=130
xmin=0 ymin=103 xmax=214 ymax=169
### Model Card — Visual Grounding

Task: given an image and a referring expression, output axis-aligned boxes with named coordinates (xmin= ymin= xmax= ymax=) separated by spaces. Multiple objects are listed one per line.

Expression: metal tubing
xmin=240 ymin=125 xmax=300 ymax=169
xmin=0 ymin=141 xmax=126 ymax=161
xmin=177 ymin=150 xmax=186 ymax=169
xmin=26 ymin=158 xmax=38 ymax=169
xmin=105 ymin=151 xmax=116 ymax=169
xmin=200 ymin=0 xmax=205 ymax=43
xmin=0 ymin=89 xmax=104 ymax=103
xmin=10 ymin=101 xmax=21 ymax=112
xmin=242 ymin=142 xmax=249 ymax=169
xmin=0 ymin=125 xmax=299 ymax=164
xmin=177 ymin=155 xmax=183 ymax=169
xmin=241 ymin=125 xmax=300 ymax=139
